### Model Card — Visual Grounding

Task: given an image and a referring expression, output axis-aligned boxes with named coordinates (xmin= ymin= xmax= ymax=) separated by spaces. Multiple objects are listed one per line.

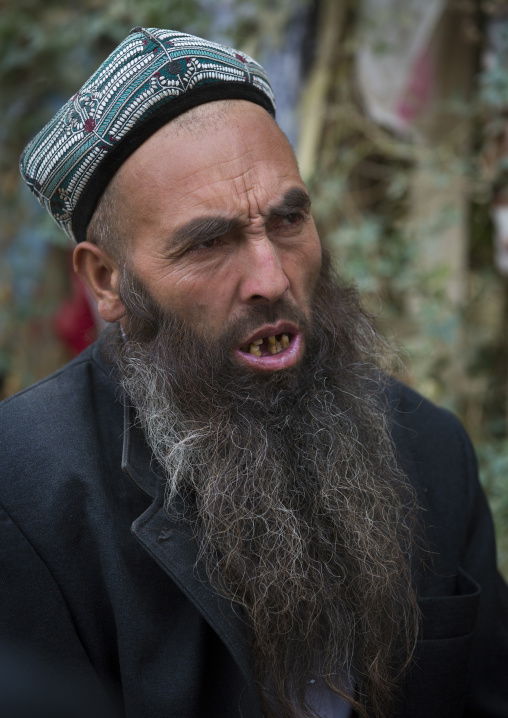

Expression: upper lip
xmin=239 ymin=321 xmax=300 ymax=347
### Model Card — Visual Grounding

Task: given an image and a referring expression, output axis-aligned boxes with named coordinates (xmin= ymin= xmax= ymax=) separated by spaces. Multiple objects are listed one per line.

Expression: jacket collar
xmin=121 ymin=402 xmax=159 ymax=499
xmin=121 ymin=400 xmax=262 ymax=717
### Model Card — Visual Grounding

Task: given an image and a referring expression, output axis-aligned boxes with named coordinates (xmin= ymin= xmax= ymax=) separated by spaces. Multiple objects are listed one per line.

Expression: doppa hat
xmin=20 ymin=27 xmax=276 ymax=243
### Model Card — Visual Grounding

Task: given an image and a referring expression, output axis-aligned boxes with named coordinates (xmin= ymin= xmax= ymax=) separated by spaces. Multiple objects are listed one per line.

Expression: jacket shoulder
xmin=388 ymin=379 xmax=474 ymax=477
xmin=389 ymin=379 xmax=466 ymax=440
xmin=0 ymin=342 xmax=111 ymax=419
xmin=388 ymin=379 xmax=479 ymax=536
xmin=0 ymin=340 xmax=125 ymax=509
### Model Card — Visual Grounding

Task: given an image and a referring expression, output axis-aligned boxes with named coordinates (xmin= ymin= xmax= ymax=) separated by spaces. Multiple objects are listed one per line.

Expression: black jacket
xmin=0 ymin=337 xmax=507 ymax=718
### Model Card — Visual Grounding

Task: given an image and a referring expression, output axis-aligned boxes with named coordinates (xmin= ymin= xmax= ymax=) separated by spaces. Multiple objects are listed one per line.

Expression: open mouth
xmin=240 ymin=332 xmax=291 ymax=357
xmin=235 ymin=324 xmax=303 ymax=371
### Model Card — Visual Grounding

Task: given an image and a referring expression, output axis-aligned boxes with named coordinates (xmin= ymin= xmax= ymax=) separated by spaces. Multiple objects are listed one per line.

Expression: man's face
xmin=116 ymin=100 xmax=322 ymax=372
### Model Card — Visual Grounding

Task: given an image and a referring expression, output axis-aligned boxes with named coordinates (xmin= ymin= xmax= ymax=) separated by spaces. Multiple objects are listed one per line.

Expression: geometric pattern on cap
xmin=20 ymin=27 xmax=276 ymax=242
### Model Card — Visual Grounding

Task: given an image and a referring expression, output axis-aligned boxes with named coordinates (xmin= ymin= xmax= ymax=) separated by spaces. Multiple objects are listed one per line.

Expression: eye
xmin=198 ymin=237 xmax=218 ymax=249
xmin=270 ymin=211 xmax=307 ymax=234
xmin=188 ymin=236 xmax=223 ymax=253
xmin=284 ymin=212 xmax=304 ymax=225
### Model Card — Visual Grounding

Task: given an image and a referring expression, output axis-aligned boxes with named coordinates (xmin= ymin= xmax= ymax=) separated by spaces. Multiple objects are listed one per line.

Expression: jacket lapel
xmin=121 ymin=403 xmax=261 ymax=714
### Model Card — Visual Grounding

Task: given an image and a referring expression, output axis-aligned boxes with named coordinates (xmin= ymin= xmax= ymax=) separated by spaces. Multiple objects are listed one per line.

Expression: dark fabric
xmin=0 ymin=335 xmax=507 ymax=717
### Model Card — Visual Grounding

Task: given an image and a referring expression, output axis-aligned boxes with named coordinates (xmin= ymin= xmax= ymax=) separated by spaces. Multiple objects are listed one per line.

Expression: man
xmin=1 ymin=27 xmax=507 ymax=718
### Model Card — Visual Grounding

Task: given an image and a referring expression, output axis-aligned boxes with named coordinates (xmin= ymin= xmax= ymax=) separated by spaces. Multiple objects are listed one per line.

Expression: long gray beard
xmin=111 ymin=254 xmax=420 ymax=718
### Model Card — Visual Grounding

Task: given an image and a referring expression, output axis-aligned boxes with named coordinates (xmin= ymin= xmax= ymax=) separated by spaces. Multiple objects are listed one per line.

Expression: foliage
xmin=304 ymin=4 xmax=505 ymax=430
xmin=478 ymin=440 xmax=508 ymax=577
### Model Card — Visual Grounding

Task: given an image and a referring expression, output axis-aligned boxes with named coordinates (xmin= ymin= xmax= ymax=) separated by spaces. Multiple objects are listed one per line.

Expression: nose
xmin=239 ymin=235 xmax=290 ymax=305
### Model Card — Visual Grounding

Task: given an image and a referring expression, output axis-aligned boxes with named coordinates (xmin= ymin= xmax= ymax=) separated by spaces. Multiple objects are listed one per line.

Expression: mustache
xmin=119 ymin=265 xmax=310 ymax=352
xmin=218 ymin=299 xmax=310 ymax=350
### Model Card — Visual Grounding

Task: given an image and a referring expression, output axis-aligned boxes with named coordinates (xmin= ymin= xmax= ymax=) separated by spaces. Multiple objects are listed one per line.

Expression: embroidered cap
xmin=20 ymin=27 xmax=276 ymax=243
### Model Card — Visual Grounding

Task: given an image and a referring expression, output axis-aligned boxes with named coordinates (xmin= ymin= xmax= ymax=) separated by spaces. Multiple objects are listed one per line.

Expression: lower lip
xmin=234 ymin=333 xmax=303 ymax=372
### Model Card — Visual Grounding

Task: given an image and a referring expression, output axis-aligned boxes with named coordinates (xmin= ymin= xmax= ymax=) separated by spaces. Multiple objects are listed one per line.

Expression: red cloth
xmin=53 ymin=256 xmax=97 ymax=355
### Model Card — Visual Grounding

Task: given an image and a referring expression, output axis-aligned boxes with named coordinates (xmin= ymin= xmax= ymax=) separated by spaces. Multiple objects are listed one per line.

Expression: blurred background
xmin=1 ymin=0 xmax=508 ymax=576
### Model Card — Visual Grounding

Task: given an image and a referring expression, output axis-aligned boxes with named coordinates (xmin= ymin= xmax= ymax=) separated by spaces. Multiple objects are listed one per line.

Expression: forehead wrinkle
xmin=228 ymin=163 xmax=283 ymax=221
xmin=177 ymin=147 xmax=255 ymax=190
xmin=230 ymin=181 xmax=268 ymax=224
xmin=166 ymin=155 xmax=259 ymax=210
xmin=228 ymin=180 xmax=310 ymax=225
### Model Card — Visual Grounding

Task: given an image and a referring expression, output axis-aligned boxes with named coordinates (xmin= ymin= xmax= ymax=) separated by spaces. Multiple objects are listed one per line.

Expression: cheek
xmin=291 ymin=236 xmax=322 ymax=297
xmin=308 ymin=238 xmax=323 ymax=282
xmin=164 ymin=269 xmax=235 ymax=331
xmin=137 ymin=261 xmax=212 ymax=306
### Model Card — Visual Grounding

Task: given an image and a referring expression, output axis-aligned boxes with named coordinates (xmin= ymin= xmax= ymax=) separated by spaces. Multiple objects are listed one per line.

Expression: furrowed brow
xmin=269 ymin=187 xmax=312 ymax=217
xmin=170 ymin=216 xmax=240 ymax=250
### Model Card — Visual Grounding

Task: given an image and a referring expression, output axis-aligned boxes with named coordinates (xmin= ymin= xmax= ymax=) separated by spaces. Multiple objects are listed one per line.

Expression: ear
xmin=73 ymin=242 xmax=126 ymax=323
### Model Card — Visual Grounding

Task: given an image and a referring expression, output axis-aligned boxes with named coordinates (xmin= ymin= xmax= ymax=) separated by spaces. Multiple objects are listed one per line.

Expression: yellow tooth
xmin=250 ymin=344 xmax=262 ymax=356
xmin=281 ymin=334 xmax=289 ymax=349
xmin=267 ymin=336 xmax=276 ymax=345
xmin=252 ymin=338 xmax=263 ymax=345
xmin=275 ymin=341 xmax=282 ymax=353
xmin=269 ymin=345 xmax=278 ymax=355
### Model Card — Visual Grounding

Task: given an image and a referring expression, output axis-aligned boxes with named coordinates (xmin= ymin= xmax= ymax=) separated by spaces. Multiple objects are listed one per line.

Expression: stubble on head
xmin=107 ymin=250 xmax=421 ymax=718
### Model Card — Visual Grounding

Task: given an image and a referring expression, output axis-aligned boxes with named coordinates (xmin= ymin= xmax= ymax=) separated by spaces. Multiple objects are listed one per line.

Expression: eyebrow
xmin=170 ymin=216 xmax=241 ymax=250
xmin=268 ymin=187 xmax=312 ymax=217
xmin=169 ymin=186 xmax=312 ymax=251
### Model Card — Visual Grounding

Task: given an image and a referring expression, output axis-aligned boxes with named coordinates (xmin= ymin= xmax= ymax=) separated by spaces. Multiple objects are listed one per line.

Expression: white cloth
xmin=356 ymin=0 xmax=445 ymax=134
